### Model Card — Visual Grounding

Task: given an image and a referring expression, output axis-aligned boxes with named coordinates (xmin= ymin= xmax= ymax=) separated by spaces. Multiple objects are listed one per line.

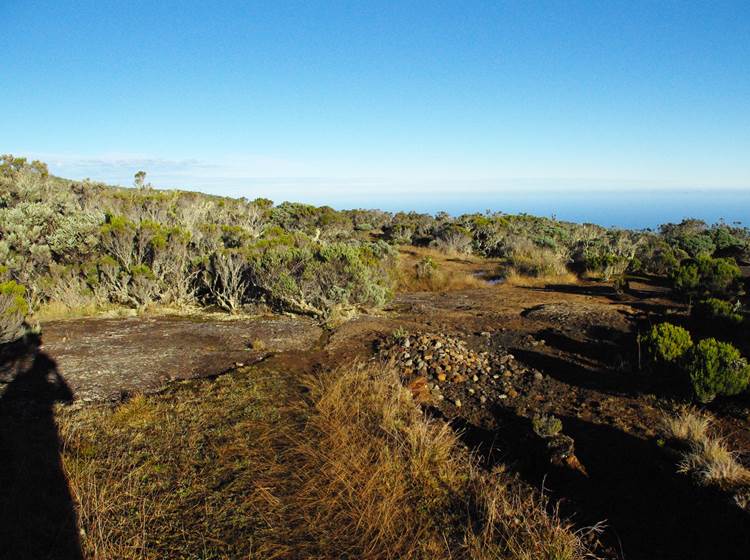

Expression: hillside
xmin=2 ymin=156 xmax=750 ymax=559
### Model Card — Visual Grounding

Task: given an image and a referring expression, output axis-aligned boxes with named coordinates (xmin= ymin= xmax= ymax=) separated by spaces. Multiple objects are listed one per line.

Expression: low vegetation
xmin=692 ymin=298 xmax=744 ymax=327
xmin=643 ymin=322 xmax=750 ymax=402
xmin=395 ymin=250 xmax=488 ymax=292
xmin=641 ymin=322 xmax=693 ymax=373
xmin=4 ymin=154 xmax=749 ymax=320
xmin=3 ymin=154 xmax=750 ymax=558
xmin=671 ymin=255 xmax=743 ymax=302
xmin=684 ymin=338 xmax=750 ymax=403
xmin=0 ymin=279 xmax=28 ymax=343
xmin=664 ymin=410 xmax=750 ymax=488
xmin=59 ymin=362 xmax=591 ymax=559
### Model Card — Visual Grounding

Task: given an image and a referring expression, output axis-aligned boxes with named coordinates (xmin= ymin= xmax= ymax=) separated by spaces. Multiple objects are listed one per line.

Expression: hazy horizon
xmin=37 ymin=158 xmax=750 ymax=229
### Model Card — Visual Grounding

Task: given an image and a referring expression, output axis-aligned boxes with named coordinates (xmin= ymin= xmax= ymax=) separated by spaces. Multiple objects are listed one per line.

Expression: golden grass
xmin=287 ymin=362 xmax=591 ymax=559
xmin=664 ymin=410 xmax=750 ymax=488
xmin=58 ymin=362 xmax=591 ymax=559
xmin=59 ymin=371 xmax=297 ymax=559
xmin=32 ymin=300 xmax=124 ymax=322
xmin=503 ymin=270 xmax=579 ymax=288
xmin=396 ymin=265 xmax=488 ymax=292
xmin=507 ymin=240 xmax=569 ymax=278
xmin=395 ymin=246 xmax=491 ymax=293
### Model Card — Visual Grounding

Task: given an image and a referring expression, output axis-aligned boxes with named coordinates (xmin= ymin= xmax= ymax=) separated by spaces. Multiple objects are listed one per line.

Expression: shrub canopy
xmin=684 ymin=338 xmax=750 ymax=403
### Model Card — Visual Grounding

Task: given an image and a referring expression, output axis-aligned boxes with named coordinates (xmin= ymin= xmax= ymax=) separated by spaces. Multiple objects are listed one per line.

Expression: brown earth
xmin=2 ymin=255 xmax=749 ymax=559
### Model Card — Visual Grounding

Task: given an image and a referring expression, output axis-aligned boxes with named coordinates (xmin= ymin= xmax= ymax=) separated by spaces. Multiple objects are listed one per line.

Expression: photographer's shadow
xmin=0 ymin=335 xmax=82 ymax=560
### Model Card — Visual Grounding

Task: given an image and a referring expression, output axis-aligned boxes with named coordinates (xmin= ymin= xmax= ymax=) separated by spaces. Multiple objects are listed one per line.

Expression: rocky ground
xmin=2 ymin=265 xmax=749 ymax=559
xmin=1 ymin=314 xmax=322 ymax=402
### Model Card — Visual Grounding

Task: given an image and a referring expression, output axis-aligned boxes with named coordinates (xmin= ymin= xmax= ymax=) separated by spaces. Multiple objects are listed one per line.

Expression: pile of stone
xmin=379 ymin=331 xmax=548 ymax=410
xmin=379 ymin=332 xmax=493 ymax=384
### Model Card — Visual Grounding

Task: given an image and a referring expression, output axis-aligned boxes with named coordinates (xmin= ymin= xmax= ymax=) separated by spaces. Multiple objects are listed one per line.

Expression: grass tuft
xmin=664 ymin=410 xmax=750 ymax=488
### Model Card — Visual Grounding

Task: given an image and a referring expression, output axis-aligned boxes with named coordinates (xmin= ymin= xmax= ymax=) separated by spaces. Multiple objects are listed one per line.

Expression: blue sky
xmin=1 ymin=1 xmax=749 ymax=207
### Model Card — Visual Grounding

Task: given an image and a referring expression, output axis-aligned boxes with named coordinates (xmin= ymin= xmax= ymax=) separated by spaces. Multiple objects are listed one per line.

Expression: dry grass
xmin=507 ymin=239 xmax=570 ymax=278
xmin=396 ymin=264 xmax=488 ymax=292
xmin=58 ymin=362 xmax=592 ymax=559
xmin=503 ymin=270 xmax=579 ymax=287
xmin=395 ymin=246 xmax=491 ymax=293
xmin=664 ymin=410 xmax=750 ymax=488
xmin=287 ymin=362 xmax=592 ymax=559
xmin=33 ymin=301 xmax=128 ymax=321
xmin=59 ymin=371 xmax=298 ymax=559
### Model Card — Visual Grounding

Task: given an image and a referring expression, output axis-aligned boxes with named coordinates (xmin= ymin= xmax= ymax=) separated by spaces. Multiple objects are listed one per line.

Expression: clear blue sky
xmin=2 ymin=1 xmax=749 ymax=207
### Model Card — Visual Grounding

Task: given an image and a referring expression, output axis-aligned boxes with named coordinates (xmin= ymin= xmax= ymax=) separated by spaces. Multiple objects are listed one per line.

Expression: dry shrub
xmin=664 ymin=410 xmax=750 ymax=488
xmin=507 ymin=239 xmax=569 ymax=278
xmin=289 ymin=362 xmax=591 ymax=559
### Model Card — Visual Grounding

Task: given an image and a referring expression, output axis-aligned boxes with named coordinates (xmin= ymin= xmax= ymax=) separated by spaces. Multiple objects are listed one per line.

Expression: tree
xmin=133 ymin=170 xmax=149 ymax=190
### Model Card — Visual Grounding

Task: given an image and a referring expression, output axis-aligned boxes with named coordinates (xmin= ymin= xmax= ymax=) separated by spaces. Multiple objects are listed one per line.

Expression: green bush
xmin=683 ymin=338 xmax=750 ymax=403
xmin=245 ymin=241 xmax=395 ymax=318
xmin=633 ymin=236 xmax=684 ymax=275
xmin=531 ymin=414 xmax=563 ymax=438
xmin=0 ymin=280 xmax=29 ymax=343
xmin=672 ymin=255 xmax=742 ymax=301
xmin=692 ymin=298 xmax=743 ymax=327
xmin=415 ymin=256 xmax=438 ymax=279
xmin=641 ymin=323 xmax=693 ymax=371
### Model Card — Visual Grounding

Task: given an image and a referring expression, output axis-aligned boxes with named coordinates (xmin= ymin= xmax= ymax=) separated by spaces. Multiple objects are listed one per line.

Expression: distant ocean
xmin=324 ymin=188 xmax=750 ymax=230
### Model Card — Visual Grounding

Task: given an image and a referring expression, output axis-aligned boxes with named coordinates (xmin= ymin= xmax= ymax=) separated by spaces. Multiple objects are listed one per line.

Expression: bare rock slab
xmin=37 ymin=315 xmax=322 ymax=401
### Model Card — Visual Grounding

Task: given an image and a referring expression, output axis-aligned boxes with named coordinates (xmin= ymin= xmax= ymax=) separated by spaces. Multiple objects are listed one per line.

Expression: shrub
xmin=0 ymin=280 xmax=29 ymax=343
xmin=507 ymin=238 xmax=569 ymax=277
xmin=672 ymin=255 xmax=743 ymax=301
xmin=415 ymin=256 xmax=438 ymax=279
xmin=692 ymin=298 xmax=743 ymax=327
xmin=683 ymin=338 xmax=750 ymax=403
xmin=573 ymin=230 xmax=640 ymax=280
xmin=660 ymin=220 xmax=716 ymax=258
xmin=531 ymin=414 xmax=563 ymax=438
xmin=246 ymin=241 xmax=395 ymax=318
xmin=129 ymin=264 xmax=158 ymax=307
xmin=634 ymin=237 xmax=684 ymax=275
xmin=641 ymin=323 xmax=693 ymax=371
xmin=204 ymin=251 xmax=249 ymax=313
xmin=430 ymin=224 xmax=474 ymax=255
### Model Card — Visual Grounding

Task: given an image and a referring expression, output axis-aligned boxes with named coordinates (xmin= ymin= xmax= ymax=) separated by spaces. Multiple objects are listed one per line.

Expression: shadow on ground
xmin=0 ymin=336 xmax=82 ymax=560
xmin=442 ymin=403 xmax=750 ymax=560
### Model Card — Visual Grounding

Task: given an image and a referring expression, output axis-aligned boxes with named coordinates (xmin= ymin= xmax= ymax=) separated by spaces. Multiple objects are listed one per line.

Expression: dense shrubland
xmin=0 ymin=155 xmax=396 ymax=324
xmin=2 ymin=154 xmax=749 ymax=334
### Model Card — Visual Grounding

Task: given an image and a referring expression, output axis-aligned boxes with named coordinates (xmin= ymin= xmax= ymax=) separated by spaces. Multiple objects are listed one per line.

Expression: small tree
xmin=205 ymin=251 xmax=249 ymax=313
xmin=133 ymin=170 xmax=149 ymax=190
